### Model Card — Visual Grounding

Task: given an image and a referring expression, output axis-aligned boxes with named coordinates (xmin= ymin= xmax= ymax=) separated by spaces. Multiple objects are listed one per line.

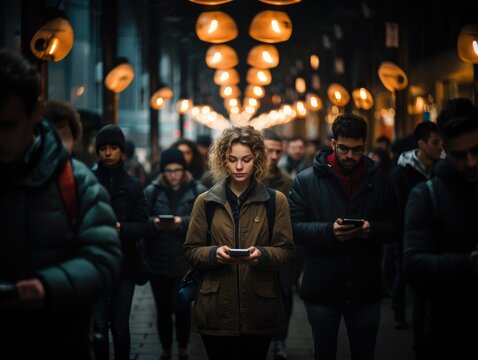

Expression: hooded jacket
xmin=0 ymin=119 xmax=122 ymax=359
xmin=289 ymin=149 xmax=399 ymax=305
xmin=184 ymin=180 xmax=295 ymax=336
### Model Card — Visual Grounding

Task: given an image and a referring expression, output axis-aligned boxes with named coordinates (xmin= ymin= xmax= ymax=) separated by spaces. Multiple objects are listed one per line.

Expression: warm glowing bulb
xmin=311 ymin=97 xmax=318 ymax=107
xmin=208 ymin=19 xmax=218 ymax=34
xmin=248 ymin=98 xmax=258 ymax=107
xmin=271 ymin=19 xmax=281 ymax=33
xmin=310 ymin=54 xmax=319 ymax=70
xmin=360 ymin=88 xmax=367 ymax=100
xmin=48 ymin=38 xmax=59 ymax=55
xmin=229 ymin=98 xmax=238 ymax=107
xmin=262 ymin=51 xmax=273 ymax=63
xmin=473 ymin=40 xmax=478 ymax=55
xmin=258 ymin=71 xmax=267 ymax=82
xmin=253 ymin=86 xmax=263 ymax=97
xmin=220 ymin=72 xmax=229 ymax=81
xmin=224 ymin=86 xmax=233 ymax=96
xmin=230 ymin=106 xmax=240 ymax=114
xmin=156 ymin=98 xmax=164 ymax=106
xmin=212 ymin=52 xmax=222 ymax=63
xmin=335 ymin=91 xmax=342 ymax=101
xmin=245 ymin=106 xmax=255 ymax=114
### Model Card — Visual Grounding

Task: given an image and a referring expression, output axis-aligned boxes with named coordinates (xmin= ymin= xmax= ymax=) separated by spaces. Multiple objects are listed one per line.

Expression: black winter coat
xmin=144 ymin=175 xmax=206 ymax=278
xmin=403 ymin=159 xmax=478 ymax=359
xmin=0 ymin=119 xmax=121 ymax=359
xmin=289 ymin=150 xmax=399 ymax=305
xmin=92 ymin=161 xmax=149 ymax=280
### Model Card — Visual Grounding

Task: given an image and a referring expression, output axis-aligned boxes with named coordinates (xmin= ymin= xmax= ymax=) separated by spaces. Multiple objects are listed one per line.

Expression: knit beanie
xmin=95 ymin=124 xmax=125 ymax=154
xmin=160 ymin=148 xmax=187 ymax=172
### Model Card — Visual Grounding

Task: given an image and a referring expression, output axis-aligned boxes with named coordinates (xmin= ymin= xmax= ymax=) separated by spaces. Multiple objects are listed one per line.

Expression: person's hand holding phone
xmin=216 ymin=246 xmax=261 ymax=265
xmin=334 ymin=218 xmax=367 ymax=241
xmin=153 ymin=215 xmax=180 ymax=230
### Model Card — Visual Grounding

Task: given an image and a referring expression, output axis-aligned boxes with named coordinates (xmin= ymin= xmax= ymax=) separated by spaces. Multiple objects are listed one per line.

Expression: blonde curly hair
xmin=209 ymin=125 xmax=269 ymax=183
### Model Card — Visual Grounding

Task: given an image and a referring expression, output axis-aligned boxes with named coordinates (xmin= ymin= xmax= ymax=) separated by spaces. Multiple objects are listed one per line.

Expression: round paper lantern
xmin=352 ymin=87 xmax=374 ymax=110
xmin=213 ymin=68 xmax=240 ymax=86
xmin=249 ymin=11 xmax=292 ymax=43
xmin=327 ymin=83 xmax=350 ymax=106
xmin=195 ymin=11 xmax=238 ymax=43
xmin=378 ymin=61 xmax=408 ymax=93
xmin=104 ymin=61 xmax=135 ymax=94
xmin=30 ymin=17 xmax=74 ymax=62
xmin=247 ymin=44 xmax=280 ymax=69
xmin=205 ymin=44 xmax=238 ymax=69
xmin=246 ymin=68 xmax=272 ymax=86
xmin=457 ymin=24 xmax=478 ymax=64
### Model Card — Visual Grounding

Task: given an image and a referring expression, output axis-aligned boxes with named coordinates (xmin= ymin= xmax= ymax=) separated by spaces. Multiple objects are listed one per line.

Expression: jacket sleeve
xmin=184 ymin=193 xmax=220 ymax=270
xmin=178 ymin=182 xmax=208 ymax=235
xmin=366 ymin=175 xmax=401 ymax=245
xmin=403 ymin=183 xmax=473 ymax=291
xmin=36 ymin=160 xmax=122 ymax=312
xmin=119 ymin=179 xmax=149 ymax=241
xmin=255 ymin=191 xmax=295 ymax=271
xmin=289 ymin=173 xmax=336 ymax=249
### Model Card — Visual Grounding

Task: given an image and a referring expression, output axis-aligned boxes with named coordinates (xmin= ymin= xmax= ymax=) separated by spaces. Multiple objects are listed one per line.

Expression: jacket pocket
xmin=195 ymin=280 xmax=221 ymax=329
xmin=252 ymin=281 xmax=282 ymax=329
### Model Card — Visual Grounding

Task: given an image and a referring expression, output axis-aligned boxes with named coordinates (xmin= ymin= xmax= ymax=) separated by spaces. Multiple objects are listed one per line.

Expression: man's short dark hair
xmin=332 ymin=113 xmax=368 ymax=140
xmin=262 ymin=129 xmax=283 ymax=143
xmin=413 ymin=121 xmax=439 ymax=145
xmin=0 ymin=50 xmax=40 ymax=116
xmin=376 ymin=135 xmax=391 ymax=146
xmin=44 ymin=99 xmax=83 ymax=141
xmin=437 ymin=98 xmax=478 ymax=142
xmin=288 ymin=135 xmax=305 ymax=145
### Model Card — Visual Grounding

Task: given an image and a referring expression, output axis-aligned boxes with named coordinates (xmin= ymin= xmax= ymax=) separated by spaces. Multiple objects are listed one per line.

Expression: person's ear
xmin=417 ymin=139 xmax=425 ymax=150
xmin=31 ymin=98 xmax=44 ymax=124
xmin=331 ymin=138 xmax=336 ymax=148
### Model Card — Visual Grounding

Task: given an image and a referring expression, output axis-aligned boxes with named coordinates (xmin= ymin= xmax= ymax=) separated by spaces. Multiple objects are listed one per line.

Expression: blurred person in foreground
xmin=0 ymin=50 xmax=121 ymax=359
xmin=388 ymin=122 xmax=442 ymax=337
xmin=403 ymin=98 xmax=478 ymax=360
xmin=289 ymin=113 xmax=399 ymax=360
xmin=43 ymin=98 xmax=83 ymax=156
xmin=184 ymin=126 xmax=295 ymax=360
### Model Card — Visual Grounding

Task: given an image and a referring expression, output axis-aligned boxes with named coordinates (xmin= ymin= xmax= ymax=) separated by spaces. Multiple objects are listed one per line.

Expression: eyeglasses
xmin=447 ymin=146 xmax=478 ymax=160
xmin=335 ymin=144 xmax=364 ymax=155
xmin=164 ymin=168 xmax=184 ymax=174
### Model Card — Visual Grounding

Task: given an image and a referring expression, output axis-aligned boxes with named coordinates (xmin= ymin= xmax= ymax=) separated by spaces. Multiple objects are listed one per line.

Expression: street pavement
xmin=126 ymin=283 xmax=414 ymax=360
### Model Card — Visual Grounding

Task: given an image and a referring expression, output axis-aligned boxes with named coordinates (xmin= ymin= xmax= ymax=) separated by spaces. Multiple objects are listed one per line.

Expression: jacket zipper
xmin=235 ymin=199 xmax=241 ymax=335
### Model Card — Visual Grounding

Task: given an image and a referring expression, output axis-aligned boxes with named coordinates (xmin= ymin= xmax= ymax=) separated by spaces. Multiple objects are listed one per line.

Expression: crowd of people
xmin=2 ymin=49 xmax=478 ymax=360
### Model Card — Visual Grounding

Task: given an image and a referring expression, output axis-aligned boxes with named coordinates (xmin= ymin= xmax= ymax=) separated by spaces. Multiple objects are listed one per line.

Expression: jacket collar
xmin=205 ymin=178 xmax=271 ymax=205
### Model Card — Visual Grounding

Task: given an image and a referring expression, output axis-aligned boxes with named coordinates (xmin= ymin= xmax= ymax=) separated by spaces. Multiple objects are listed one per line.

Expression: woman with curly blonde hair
xmin=184 ymin=126 xmax=295 ymax=360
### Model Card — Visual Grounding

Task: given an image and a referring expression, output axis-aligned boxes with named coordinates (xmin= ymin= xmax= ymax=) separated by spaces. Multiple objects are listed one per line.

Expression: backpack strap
xmin=204 ymin=200 xmax=216 ymax=246
xmin=58 ymin=159 xmax=78 ymax=230
xmin=265 ymin=188 xmax=276 ymax=245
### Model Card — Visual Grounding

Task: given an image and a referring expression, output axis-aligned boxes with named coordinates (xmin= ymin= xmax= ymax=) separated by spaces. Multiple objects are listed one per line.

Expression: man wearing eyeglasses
xmin=289 ymin=113 xmax=399 ymax=360
xmin=403 ymin=98 xmax=478 ymax=360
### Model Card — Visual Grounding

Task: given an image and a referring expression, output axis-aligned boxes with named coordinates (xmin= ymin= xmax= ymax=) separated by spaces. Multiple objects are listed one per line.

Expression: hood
xmin=397 ymin=149 xmax=430 ymax=179
xmin=1 ymin=119 xmax=68 ymax=187
xmin=312 ymin=149 xmax=378 ymax=176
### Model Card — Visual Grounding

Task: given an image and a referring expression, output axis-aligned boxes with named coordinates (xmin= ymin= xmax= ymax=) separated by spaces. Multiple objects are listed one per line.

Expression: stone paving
xmin=125 ymin=283 xmax=414 ymax=360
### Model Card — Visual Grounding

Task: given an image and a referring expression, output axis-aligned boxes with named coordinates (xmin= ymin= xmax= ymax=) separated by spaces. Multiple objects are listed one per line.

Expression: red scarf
xmin=327 ymin=152 xmax=367 ymax=199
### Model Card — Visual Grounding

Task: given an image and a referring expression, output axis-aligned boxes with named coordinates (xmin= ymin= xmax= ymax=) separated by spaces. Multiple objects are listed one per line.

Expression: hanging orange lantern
xmin=195 ymin=11 xmax=238 ymax=43
xmin=352 ymin=87 xmax=374 ymax=110
xmin=219 ymin=85 xmax=241 ymax=98
xmin=259 ymin=0 xmax=302 ymax=4
xmin=246 ymin=68 xmax=272 ymax=86
xmin=213 ymin=68 xmax=240 ymax=86
xmin=245 ymin=85 xmax=265 ymax=99
xmin=247 ymin=44 xmax=280 ymax=69
xmin=249 ymin=11 xmax=292 ymax=43
xmin=205 ymin=44 xmax=238 ymax=69
xmin=327 ymin=83 xmax=350 ymax=106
